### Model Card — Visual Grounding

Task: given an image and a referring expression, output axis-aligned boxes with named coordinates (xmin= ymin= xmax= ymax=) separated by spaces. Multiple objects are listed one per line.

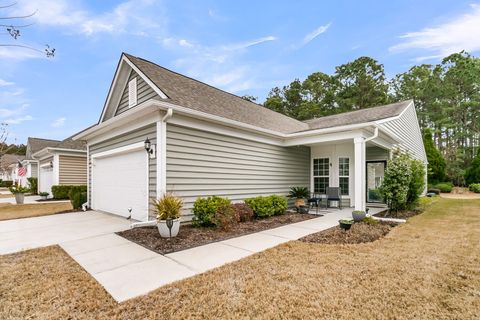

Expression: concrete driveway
xmin=0 ymin=211 xmax=130 ymax=255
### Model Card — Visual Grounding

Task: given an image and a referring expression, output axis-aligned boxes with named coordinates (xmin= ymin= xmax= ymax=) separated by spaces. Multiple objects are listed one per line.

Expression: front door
xmin=366 ymin=161 xmax=386 ymax=203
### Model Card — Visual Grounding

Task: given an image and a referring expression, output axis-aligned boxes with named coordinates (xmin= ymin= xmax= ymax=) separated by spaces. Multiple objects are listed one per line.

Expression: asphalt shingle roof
xmin=304 ymin=100 xmax=412 ymax=131
xmin=125 ymin=53 xmax=309 ymax=134
xmin=26 ymin=137 xmax=61 ymax=159
xmin=125 ymin=54 xmax=412 ymax=134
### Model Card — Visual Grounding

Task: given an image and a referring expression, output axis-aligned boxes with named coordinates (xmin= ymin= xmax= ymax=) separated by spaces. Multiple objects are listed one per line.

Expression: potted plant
xmin=152 ymin=193 xmax=183 ymax=238
xmin=39 ymin=192 xmax=49 ymax=200
xmin=339 ymin=218 xmax=354 ymax=230
xmin=9 ymin=184 xmax=30 ymax=204
xmin=288 ymin=186 xmax=310 ymax=209
xmin=352 ymin=210 xmax=366 ymax=222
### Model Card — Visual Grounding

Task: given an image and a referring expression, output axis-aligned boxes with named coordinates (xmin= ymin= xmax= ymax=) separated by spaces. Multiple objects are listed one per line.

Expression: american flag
xmin=17 ymin=161 xmax=27 ymax=177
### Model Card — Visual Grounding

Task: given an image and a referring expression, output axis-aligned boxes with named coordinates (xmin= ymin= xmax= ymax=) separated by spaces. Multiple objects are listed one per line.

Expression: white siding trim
xmin=53 ymin=154 xmax=60 ymax=185
xmin=91 ymin=142 xmax=144 ymax=159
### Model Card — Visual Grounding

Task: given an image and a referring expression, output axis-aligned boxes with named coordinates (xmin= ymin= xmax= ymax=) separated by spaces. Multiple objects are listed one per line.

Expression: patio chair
xmin=326 ymin=187 xmax=342 ymax=209
xmin=307 ymin=193 xmax=328 ymax=214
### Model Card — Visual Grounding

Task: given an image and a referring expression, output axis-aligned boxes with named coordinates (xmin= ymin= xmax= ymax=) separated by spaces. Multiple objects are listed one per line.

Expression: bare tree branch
xmin=0 ymin=23 xmax=34 ymax=28
xmin=0 ymin=2 xmax=17 ymax=9
xmin=0 ymin=9 xmax=37 ymax=20
xmin=0 ymin=43 xmax=43 ymax=53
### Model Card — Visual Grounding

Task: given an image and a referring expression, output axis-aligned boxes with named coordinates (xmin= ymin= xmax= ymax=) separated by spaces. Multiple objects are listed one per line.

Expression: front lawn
xmin=0 ymin=202 xmax=73 ymax=221
xmin=1 ymin=198 xmax=479 ymax=319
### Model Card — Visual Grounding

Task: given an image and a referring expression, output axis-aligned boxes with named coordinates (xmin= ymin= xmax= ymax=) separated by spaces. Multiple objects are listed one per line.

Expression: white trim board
xmin=91 ymin=142 xmax=145 ymax=159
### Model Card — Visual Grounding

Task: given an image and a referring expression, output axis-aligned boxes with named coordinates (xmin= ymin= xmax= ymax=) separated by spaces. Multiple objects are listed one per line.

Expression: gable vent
xmin=128 ymin=77 xmax=137 ymax=108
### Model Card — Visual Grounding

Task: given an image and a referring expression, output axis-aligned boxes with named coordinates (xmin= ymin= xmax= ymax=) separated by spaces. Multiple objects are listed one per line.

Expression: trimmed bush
xmin=213 ymin=205 xmax=238 ymax=231
xmin=192 ymin=196 xmax=231 ymax=226
xmin=27 ymin=177 xmax=38 ymax=195
xmin=0 ymin=180 xmax=13 ymax=188
xmin=434 ymin=183 xmax=453 ymax=193
xmin=70 ymin=192 xmax=87 ymax=209
xmin=469 ymin=183 xmax=480 ymax=193
xmin=244 ymin=195 xmax=288 ymax=218
xmin=51 ymin=185 xmax=86 ymax=199
xmin=231 ymin=203 xmax=254 ymax=222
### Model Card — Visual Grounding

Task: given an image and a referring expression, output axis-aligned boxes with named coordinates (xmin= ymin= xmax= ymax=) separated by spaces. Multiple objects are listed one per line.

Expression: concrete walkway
xmin=1 ymin=207 xmax=384 ymax=302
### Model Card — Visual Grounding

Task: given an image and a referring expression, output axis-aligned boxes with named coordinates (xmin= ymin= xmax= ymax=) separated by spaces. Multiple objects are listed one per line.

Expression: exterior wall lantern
xmin=144 ymin=137 xmax=156 ymax=159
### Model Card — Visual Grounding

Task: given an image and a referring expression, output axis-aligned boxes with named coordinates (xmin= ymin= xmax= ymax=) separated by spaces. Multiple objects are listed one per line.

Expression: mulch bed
xmin=117 ymin=212 xmax=317 ymax=254
xmin=299 ymin=221 xmax=397 ymax=245
xmin=374 ymin=209 xmax=421 ymax=219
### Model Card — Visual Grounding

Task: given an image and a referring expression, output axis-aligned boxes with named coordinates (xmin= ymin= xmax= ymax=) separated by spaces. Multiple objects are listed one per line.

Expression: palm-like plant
xmin=288 ymin=186 xmax=310 ymax=208
xmin=152 ymin=193 xmax=183 ymax=220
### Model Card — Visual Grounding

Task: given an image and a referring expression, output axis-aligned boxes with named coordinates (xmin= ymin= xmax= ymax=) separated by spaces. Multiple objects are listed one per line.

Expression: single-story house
xmin=20 ymin=137 xmax=61 ymax=188
xmin=74 ymin=53 xmax=427 ymax=222
xmin=33 ymin=137 xmax=87 ymax=196
xmin=0 ymin=154 xmax=25 ymax=182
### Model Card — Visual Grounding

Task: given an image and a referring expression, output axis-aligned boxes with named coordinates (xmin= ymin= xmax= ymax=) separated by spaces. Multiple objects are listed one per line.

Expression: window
xmin=339 ymin=157 xmax=349 ymax=195
xmin=313 ymin=158 xmax=329 ymax=193
xmin=128 ymin=77 xmax=137 ymax=107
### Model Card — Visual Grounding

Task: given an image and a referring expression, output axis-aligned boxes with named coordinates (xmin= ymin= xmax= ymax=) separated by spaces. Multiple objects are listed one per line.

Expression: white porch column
xmin=354 ymin=137 xmax=366 ymax=211
xmin=156 ymin=120 xmax=167 ymax=197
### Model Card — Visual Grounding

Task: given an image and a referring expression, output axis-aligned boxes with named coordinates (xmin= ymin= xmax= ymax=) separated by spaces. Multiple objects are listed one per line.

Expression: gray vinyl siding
xmin=166 ymin=124 xmax=311 ymax=216
xmin=40 ymin=156 xmax=53 ymax=167
xmin=88 ymin=124 xmax=157 ymax=216
xmin=379 ymin=105 xmax=427 ymax=162
xmin=115 ymin=70 xmax=158 ymax=116
xmin=366 ymin=146 xmax=389 ymax=161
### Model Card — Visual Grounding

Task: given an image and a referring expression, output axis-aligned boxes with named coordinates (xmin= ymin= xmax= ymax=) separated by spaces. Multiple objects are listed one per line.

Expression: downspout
xmin=130 ymin=108 xmax=174 ymax=229
xmin=364 ymin=126 xmax=379 ymax=143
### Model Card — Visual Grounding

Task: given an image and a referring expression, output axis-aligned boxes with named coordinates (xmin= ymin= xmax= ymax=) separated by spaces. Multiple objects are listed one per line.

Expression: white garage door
xmin=92 ymin=148 xmax=148 ymax=221
xmin=39 ymin=166 xmax=54 ymax=195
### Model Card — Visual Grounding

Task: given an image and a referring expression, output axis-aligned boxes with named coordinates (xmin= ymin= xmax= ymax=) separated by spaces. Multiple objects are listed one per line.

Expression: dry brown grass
xmin=0 ymin=202 xmax=73 ymax=221
xmin=0 ymin=198 xmax=479 ymax=319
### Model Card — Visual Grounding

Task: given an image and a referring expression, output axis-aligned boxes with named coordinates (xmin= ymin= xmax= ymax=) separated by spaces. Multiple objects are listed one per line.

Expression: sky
xmin=0 ymin=0 xmax=479 ymax=144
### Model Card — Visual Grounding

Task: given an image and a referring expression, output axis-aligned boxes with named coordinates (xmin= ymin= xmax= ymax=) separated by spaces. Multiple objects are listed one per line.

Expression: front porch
xmin=286 ymin=126 xmax=397 ymax=212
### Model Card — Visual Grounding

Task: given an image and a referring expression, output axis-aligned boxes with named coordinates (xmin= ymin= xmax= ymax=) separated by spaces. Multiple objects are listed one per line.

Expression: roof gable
xmin=26 ymin=137 xmax=60 ymax=159
xmin=123 ymin=53 xmax=309 ymax=134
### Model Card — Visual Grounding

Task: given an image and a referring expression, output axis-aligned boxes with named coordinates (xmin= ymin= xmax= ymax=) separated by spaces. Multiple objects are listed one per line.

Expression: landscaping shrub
xmin=379 ymin=152 xmax=412 ymax=212
xmin=27 ymin=177 xmax=38 ymax=195
xmin=269 ymin=195 xmax=288 ymax=215
xmin=469 ymin=183 xmax=480 ymax=193
xmin=406 ymin=159 xmax=426 ymax=209
xmin=231 ymin=203 xmax=254 ymax=222
xmin=213 ymin=205 xmax=238 ymax=231
xmin=0 ymin=180 xmax=13 ymax=188
xmin=434 ymin=183 xmax=453 ymax=193
xmin=362 ymin=216 xmax=379 ymax=225
xmin=244 ymin=195 xmax=288 ymax=218
xmin=67 ymin=186 xmax=88 ymax=209
xmin=52 ymin=185 xmax=87 ymax=199
xmin=192 ymin=196 xmax=231 ymax=226
xmin=465 ymin=148 xmax=480 ymax=185
xmin=427 ymin=188 xmax=441 ymax=195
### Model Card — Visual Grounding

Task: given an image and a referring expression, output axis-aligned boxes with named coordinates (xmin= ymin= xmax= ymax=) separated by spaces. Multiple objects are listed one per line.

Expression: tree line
xmin=262 ymin=51 xmax=480 ymax=186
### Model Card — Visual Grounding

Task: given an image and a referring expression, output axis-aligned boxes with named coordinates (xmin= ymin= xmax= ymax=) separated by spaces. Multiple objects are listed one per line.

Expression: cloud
xmin=51 ymin=117 xmax=66 ymax=128
xmin=302 ymin=23 xmax=331 ymax=46
xmin=389 ymin=4 xmax=480 ymax=60
xmin=4 ymin=115 xmax=33 ymax=125
xmin=161 ymin=35 xmax=278 ymax=93
xmin=0 ymin=79 xmax=14 ymax=87
xmin=12 ymin=0 xmax=166 ymax=37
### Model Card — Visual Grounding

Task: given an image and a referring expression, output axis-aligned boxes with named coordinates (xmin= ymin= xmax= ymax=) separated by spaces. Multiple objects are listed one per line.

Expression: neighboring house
xmin=74 ymin=53 xmax=427 ymax=222
xmin=33 ymin=138 xmax=87 ymax=196
xmin=21 ymin=137 xmax=61 ymax=188
xmin=0 ymin=154 xmax=25 ymax=182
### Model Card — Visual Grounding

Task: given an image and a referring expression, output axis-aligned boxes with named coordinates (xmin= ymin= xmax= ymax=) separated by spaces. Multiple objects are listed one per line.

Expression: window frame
xmin=313 ymin=157 xmax=329 ymax=194
xmin=338 ymin=156 xmax=350 ymax=196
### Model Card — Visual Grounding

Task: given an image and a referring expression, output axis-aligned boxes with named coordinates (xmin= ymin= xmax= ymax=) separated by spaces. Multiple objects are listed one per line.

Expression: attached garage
xmin=91 ymin=143 xmax=149 ymax=222
xmin=39 ymin=165 xmax=54 ymax=195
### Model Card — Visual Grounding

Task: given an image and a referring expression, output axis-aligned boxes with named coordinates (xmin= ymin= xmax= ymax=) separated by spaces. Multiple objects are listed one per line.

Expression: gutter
xmin=130 ymin=107 xmax=174 ymax=229
xmin=364 ymin=126 xmax=379 ymax=142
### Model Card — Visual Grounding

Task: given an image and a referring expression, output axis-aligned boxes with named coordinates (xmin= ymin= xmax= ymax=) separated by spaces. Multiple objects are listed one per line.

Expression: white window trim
xmin=312 ymin=157 xmax=330 ymax=194
xmin=338 ymin=156 xmax=350 ymax=196
xmin=128 ymin=77 xmax=137 ymax=108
